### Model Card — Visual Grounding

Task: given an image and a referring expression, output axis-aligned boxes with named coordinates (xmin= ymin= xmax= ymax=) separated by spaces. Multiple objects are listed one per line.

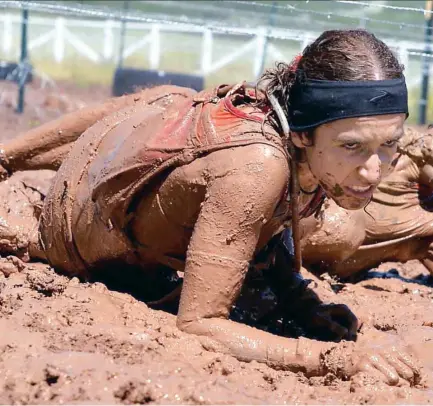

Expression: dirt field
xmin=0 ymin=80 xmax=433 ymax=405
xmin=0 ymin=79 xmax=110 ymax=142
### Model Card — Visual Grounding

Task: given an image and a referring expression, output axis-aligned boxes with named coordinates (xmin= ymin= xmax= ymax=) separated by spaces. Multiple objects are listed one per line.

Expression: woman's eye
xmin=343 ymin=143 xmax=359 ymax=150
xmin=383 ymin=140 xmax=397 ymax=147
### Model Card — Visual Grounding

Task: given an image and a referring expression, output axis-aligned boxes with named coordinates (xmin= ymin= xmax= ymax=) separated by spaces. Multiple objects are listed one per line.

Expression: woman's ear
xmin=291 ymin=131 xmax=309 ymax=148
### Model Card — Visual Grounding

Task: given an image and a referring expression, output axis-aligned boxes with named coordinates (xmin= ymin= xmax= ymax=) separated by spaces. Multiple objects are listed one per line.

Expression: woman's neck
xmin=297 ymin=159 xmax=319 ymax=194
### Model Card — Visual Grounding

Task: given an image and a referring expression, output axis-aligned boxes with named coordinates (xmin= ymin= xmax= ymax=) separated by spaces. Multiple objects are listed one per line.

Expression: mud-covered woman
xmin=0 ymin=29 xmax=420 ymax=385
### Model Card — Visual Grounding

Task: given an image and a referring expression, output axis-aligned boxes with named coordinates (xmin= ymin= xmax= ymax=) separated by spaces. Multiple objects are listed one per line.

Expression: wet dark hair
xmin=259 ymin=29 xmax=404 ymax=128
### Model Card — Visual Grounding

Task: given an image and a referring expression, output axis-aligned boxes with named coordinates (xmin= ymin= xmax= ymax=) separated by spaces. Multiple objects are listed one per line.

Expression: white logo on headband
xmin=369 ymin=90 xmax=390 ymax=103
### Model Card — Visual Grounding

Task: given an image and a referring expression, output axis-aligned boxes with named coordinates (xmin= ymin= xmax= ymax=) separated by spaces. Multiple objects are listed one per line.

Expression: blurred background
xmin=1 ymin=0 xmax=433 ymax=131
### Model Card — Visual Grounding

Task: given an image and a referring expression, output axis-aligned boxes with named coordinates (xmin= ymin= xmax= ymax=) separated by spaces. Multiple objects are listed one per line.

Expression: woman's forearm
xmin=178 ymin=316 xmax=334 ymax=376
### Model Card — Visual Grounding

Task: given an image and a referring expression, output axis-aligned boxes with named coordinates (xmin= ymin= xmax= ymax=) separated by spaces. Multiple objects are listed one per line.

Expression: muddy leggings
xmin=0 ymin=85 xmax=193 ymax=174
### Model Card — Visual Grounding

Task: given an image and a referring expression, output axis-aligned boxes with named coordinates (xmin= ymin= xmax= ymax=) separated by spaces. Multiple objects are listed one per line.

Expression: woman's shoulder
xmin=203 ymin=143 xmax=290 ymax=181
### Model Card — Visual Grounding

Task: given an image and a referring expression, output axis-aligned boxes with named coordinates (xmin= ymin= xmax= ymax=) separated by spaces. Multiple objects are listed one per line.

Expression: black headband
xmin=288 ymin=77 xmax=408 ymax=132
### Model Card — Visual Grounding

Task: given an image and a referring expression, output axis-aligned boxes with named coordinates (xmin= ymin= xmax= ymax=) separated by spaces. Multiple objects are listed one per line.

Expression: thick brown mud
xmin=0 ymin=259 xmax=432 ymax=404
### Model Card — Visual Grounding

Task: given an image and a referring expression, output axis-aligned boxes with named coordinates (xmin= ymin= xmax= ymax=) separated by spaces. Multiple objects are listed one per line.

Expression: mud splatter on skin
xmin=293 ymin=114 xmax=405 ymax=212
xmin=302 ymin=125 xmax=433 ymax=279
xmin=332 ymin=184 xmax=344 ymax=197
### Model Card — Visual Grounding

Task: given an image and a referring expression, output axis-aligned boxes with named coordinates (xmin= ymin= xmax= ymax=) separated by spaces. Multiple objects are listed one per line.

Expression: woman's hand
xmin=321 ymin=330 xmax=422 ymax=386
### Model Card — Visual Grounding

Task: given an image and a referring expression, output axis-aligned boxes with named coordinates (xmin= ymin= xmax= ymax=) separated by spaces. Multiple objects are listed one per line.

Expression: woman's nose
xmin=357 ymin=153 xmax=382 ymax=185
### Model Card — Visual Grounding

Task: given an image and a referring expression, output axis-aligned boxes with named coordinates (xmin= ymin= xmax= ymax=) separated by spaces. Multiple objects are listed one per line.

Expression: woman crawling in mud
xmin=0 ymin=29 xmax=421 ymax=385
xmin=301 ymin=125 xmax=433 ymax=280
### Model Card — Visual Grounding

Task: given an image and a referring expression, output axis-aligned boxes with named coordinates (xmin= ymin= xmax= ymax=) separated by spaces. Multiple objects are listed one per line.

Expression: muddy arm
xmin=176 ymin=146 xmax=422 ymax=384
xmin=176 ymin=148 xmax=334 ymax=375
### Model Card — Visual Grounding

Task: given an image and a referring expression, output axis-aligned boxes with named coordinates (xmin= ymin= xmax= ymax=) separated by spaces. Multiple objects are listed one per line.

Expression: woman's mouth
xmin=343 ymin=185 xmax=375 ymax=199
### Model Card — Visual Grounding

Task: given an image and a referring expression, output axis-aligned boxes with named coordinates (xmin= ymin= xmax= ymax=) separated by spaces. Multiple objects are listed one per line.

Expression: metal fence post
xmin=117 ymin=0 xmax=130 ymax=68
xmin=16 ymin=8 xmax=29 ymax=114
xmin=419 ymin=0 xmax=433 ymax=125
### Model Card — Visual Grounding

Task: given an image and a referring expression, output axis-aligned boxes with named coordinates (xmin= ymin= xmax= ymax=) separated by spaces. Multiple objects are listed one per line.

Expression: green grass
xmin=34 ymin=58 xmax=115 ymax=87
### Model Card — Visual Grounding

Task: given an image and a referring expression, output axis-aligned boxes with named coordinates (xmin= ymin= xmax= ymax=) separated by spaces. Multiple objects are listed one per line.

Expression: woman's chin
xmin=330 ymin=194 xmax=371 ymax=211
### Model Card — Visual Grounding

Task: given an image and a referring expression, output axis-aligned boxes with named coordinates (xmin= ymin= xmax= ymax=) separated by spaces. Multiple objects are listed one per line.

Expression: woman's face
xmin=292 ymin=114 xmax=406 ymax=210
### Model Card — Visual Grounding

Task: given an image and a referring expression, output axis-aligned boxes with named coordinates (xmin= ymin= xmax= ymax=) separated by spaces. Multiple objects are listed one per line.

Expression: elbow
xmin=176 ymin=316 xmax=192 ymax=332
xmin=177 ymin=314 xmax=221 ymax=339
xmin=176 ymin=315 xmax=231 ymax=355
xmin=176 ymin=314 xmax=204 ymax=335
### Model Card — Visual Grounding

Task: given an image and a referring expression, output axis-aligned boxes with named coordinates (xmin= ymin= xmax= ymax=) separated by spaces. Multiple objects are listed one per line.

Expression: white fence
xmin=0 ymin=11 xmax=431 ymax=86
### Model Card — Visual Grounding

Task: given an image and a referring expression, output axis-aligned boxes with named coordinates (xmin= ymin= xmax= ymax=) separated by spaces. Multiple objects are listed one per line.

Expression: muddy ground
xmin=0 ymin=79 xmax=110 ymax=142
xmin=0 ymin=80 xmax=433 ymax=405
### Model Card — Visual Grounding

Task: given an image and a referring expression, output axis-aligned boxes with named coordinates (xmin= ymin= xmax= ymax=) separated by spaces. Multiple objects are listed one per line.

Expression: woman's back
xmin=38 ymin=84 xmax=289 ymax=277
